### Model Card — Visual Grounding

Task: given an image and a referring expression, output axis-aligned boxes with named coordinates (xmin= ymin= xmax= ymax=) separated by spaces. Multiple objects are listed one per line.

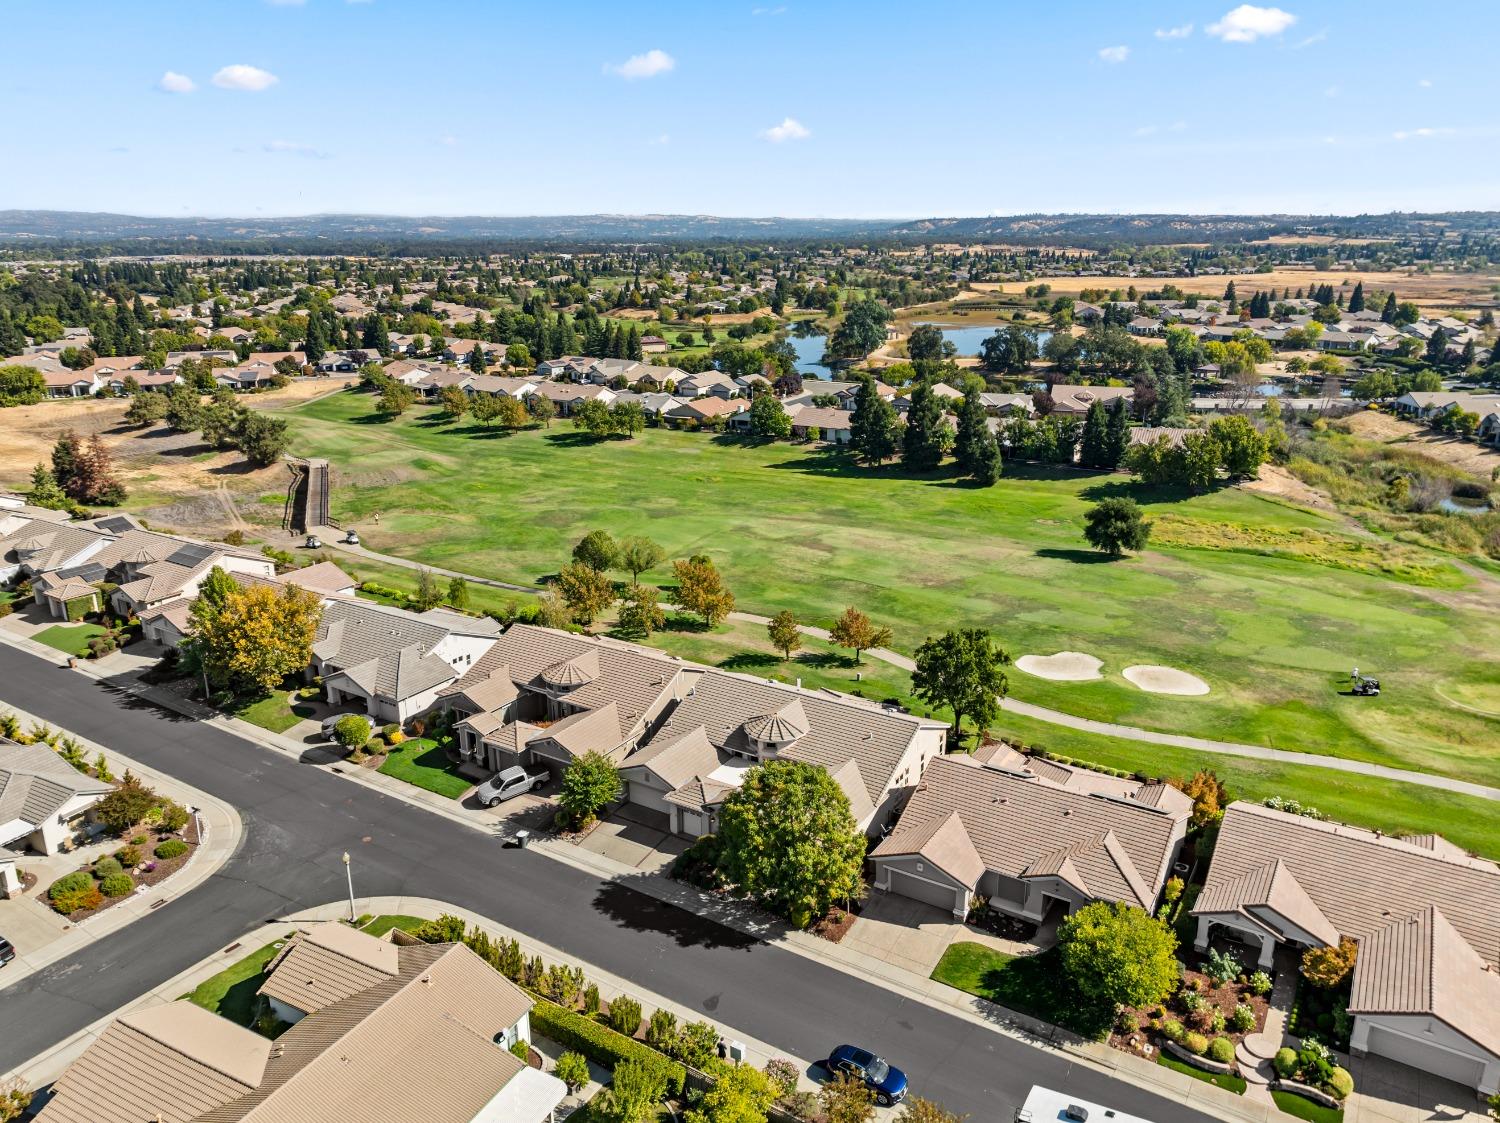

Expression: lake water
xmin=785 ymin=321 xmax=1052 ymax=375
xmin=913 ymin=322 xmax=1052 ymax=357
xmin=1437 ymin=496 xmax=1492 ymax=516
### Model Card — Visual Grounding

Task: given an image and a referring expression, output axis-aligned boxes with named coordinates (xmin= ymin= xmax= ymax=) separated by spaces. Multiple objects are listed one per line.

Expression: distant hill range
xmin=1 ymin=209 xmax=1497 ymax=251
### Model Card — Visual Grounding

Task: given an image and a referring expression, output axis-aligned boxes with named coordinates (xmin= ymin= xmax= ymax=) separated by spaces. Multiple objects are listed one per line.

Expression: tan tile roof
xmin=278 ymin=561 xmax=356 ymax=596
xmin=0 ymin=741 xmax=114 ymax=835
xmin=877 ymin=809 xmax=986 ymax=888
xmin=648 ymin=671 xmax=940 ymax=806
xmin=258 ymin=923 xmax=401 ymax=1015
xmin=36 ymin=1002 xmax=268 ymax=1123
xmin=621 ymin=725 xmax=720 ymax=790
xmin=532 ymin=701 xmax=626 ymax=762
xmin=1350 ymin=905 xmax=1500 ymax=1057
xmin=1193 ymin=802 xmax=1500 ymax=972
xmin=1194 ymin=857 xmax=1340 ymax=947
xmin=448 ymin=664 xmax=519 ymax=714
xmin=871 ymin=755 xmax=1181 ymax=910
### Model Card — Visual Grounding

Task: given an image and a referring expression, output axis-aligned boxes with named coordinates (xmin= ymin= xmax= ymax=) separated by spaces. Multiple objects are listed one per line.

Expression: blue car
xmin=826 ymin=1044 xmax=908 ymax=1105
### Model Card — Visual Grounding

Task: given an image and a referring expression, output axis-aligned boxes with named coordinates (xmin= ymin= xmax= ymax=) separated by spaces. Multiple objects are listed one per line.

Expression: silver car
xmin=475 ymin=766 xmax=547 ymax=807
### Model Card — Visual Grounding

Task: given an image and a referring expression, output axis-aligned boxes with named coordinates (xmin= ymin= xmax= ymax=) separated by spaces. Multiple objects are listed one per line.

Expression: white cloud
xmin=1206 ymin=5 xmax=1297 ymax=42
xmin=212 ymin=64 xmax=279 ymax=91
xmin=1098 ymin=45 xmax=1130 ymax=63
xmin=1291 ymin=29 xmax=1327 ymax=48
xmin=263 ymin=140 xmax=325 ymax=158
xmin=1392 ymin=127 xmax=1455 ymax=141
xmin=1133 ymin=120 xmax=1188 ymax=137
xmin=761 ymin=117 xmax=810 ymax=142
xmin=438 ymin=135 xmax=458 ymax=146
xmin=1324 ymin=85 xmax=1340 ymax=98
xmin=1417 ymin=78 xmax=1432 ymax=88
xmin=1155 ymin=23 xmax=1193 ymax=39
xmin=157 ymin=70 xmax=196 ymax=94
xmin=648 ymin=134 xmax=671 ymax=146
xmin=606 ymin=49 xmax=675 ymax=80
xmin=751 ymin=5 xmax=787 ymax=12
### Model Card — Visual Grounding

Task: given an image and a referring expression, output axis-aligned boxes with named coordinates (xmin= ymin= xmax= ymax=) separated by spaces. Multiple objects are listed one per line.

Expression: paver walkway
xmin=313 ymin=541 xmax=1500 ymax=803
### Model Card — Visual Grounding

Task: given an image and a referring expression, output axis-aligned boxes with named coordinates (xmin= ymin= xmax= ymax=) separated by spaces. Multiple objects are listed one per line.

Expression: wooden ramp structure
xmin=283 ymin=457 xmax=333 ymax=533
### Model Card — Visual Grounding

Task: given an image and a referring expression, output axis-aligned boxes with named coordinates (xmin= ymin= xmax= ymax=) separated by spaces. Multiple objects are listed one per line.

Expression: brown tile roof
xmin=278 ymin=561 xmax=356 ymax=596
xmin=1194 ymin=857 xmax=1340 ymax=947
xmin=0 ymin=741 xmax=114 ymax=835
xmin=1193 ymin=802 xmax=1500 ymax=971
xmin=621 ymin=725 xmax=721 ymax=790
xmin=531 ymin=701 xmax=627 ymax=762
xmin=36 ymin=1002 xmax=269 ymax=1123
xmin=871 ymin=755 xmax=1181 ymax=910
xmin=1350 ymin=905 xmax=1500 ymax=1056
xmin=877 ymin=809 xmax=986 ymax=888
xmin=258 ymin=923 xmax=401 ymax=1015
xmin=648 ymin=671 xmax=942 ymax=806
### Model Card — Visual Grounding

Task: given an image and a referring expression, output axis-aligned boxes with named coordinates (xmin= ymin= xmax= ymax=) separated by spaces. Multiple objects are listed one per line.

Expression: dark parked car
xmin=826 ymin=1044 xmax=907 ymax=1105
xmin=0 ymin=935 xmax=15 ymax=967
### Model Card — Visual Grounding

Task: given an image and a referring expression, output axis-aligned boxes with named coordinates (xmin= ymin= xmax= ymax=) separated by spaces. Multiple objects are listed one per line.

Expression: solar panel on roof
xmin=56 ymin=562 xmax=107 ymax=583
xmin=164 ymin=542 xmax=216 ymax=568
xmin=92 ymin=516 xmax=135 ymax=533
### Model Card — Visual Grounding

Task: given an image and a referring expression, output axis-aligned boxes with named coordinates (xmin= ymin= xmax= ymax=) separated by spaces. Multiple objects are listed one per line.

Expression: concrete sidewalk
xmin=0 ymin=701 xmax=244 ymax=993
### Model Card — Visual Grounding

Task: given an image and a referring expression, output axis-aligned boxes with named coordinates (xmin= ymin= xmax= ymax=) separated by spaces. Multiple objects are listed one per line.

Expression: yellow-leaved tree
xmin=187 ymin=570 xmax=321 ymax=696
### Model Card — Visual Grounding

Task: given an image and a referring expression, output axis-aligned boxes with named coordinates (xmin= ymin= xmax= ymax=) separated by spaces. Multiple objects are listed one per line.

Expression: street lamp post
xmin=342 ymin=851 xmax=355 ymax=922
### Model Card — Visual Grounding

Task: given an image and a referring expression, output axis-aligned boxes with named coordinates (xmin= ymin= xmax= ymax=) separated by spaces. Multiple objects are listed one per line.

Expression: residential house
xmin=528 ymin=381 xmax=616 ymax=417
xmin=443 ymin=625 xmax=692 ymax=781
xmin=675 ymin=369 xmax=739 ymax=399
xmin=107 ymin=538 xmax=276 ymax=621
xmin=1392 ymin=391 xmax=1500 ymax=422
xmin=640 ymin=334 xmax=669 ymax=353
xmin=314 ymin=598 xmax=499 ymax=725
xmin=1044 ymin=384 xmax=1133 ymax=416
xmin=443 ymin=339 xmax=508 ymax=366
xmin=870 ymin=748 xmax=1190 ymax=920
xmin=664 ymin=396 xmax=746 ymax=427
xmin=785 ymin=405 xmax=853 ymax=444
xmin=35 ymin=924 xmax=563 ymax=1123
xmin=1191 ymin=801 xmax=1500 ymax=1094
xmin=979 ymin=392 xmax=1035 ymax=417
xmin=621 ymin=670 xmax=948 ymax=839
xmin=41 ymin=368 xmax=101 ymax=398
xmin=0 ymin=741 xmax=116 ymax=876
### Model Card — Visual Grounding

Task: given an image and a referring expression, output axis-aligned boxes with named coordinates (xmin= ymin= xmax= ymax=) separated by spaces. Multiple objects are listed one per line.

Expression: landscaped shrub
xmin=509 ymin=1039 xmax=530 ymax=1061
xmin=382 ymin=723 xmax=400 ymax=740
xmin=99 ymin=873 xmax=135 ymax=897
xmin=583 ymin=984 xmax=601 ymax=1016
xmin=1232 ymin=1004 xmax=1257 ymax=1033
xmin=333 ymin=715 xmax=370 ymax=749
xmin=554 ymin=1051 xmax=590 ymax=1093
xmin=1273 ymin=1047 xmax=1298 ymax=1078
xmin=670 ymin=1021 xmax=720 ymax=1069
xmin=1204 ymin=947 xmax=1243 ymax=984
xmin=529 ymin=997 xmax=685 ymax=1095
xmin=160 ymin=802 xmax=190 ymax=832
xmin=154 ymin=839 xmax=189 ymax=860
xmin=1248 ymin=971 xmax=1273 ymax=996
xmin=605 ymin=995 xmax=642 ymax=1036
xmin=1327 ymin=1066 xmax=1354 ymax=1100
xmin=764 ymin=1059 xmax=799 ymax=1098
xmin=115 ymin=845 xmax=142 ymax=868
xmin=50 ymin=883 xmax=103 ymax=914
xmin=1208 ymin=1037 xmax=1235 ymax=1064
xmin=48 ymin=871 xmax=94 ymax=901
xmin=1184 ymin=1032 xmax=1209 ymax=1055
xmin=1209 ymin=1010 xmax=1227 ymax=1034
xmin=645 ymin=1009 xmax=678 ymax=1052
xmin=1161 ymin=1019 xmax=1186 ymax=1043
xmin=95 ymin=775 xmax=161 ymax=833
xmin=387 ymin=730 xmax=405 ymax=746
xmin=93 ymin=856 xmax=124 ymax=880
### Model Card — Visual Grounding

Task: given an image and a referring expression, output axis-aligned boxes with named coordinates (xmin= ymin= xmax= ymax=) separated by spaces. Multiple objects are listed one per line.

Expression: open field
xmin=974 ymin=268 xmax=1500 ymax=311
xmin=284 ymin=389 xmax=1500 ymax=789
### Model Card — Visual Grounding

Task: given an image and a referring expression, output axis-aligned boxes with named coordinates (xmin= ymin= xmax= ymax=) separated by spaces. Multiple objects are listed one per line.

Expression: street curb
xmin=0 ymin=700 xmax=244 ymax=994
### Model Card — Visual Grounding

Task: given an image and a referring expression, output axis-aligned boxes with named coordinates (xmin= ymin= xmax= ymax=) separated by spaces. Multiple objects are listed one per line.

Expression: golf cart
xmin=344 ymin=529 xmax=361 ymax=546
xmin=305 ymin=534 xmax=321 ymax=549
xmin=1351 ymin=673 xmax=1381 ymax=697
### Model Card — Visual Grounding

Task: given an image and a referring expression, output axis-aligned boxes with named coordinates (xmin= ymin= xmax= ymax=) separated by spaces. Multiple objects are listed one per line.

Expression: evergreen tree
xmin=362 ymin=315 xmax=391 ymax=356
xmin=303 ymin=311 xmax=327 ymax=364
xmin=1224 ymin=281 xmax=1237 ymax=312
xmin=1348 ymin=282 xmax=1364 ymax=314
xmin=1381 ymin=291 xmax=1398 ymax=323
xmin=970 ymin=428 xmax=1002 ymax=485
xmin=469 ymin=342 xmax=488 ymax=373
xmin=1103 ymin=397 xmax=1130 ymax=468
xmin=1078 ymin=399 xmax=1110 ymax=468
xmin=953 ymin=388 xmax=988 ymax=475
xmin=26 ymin=463 xmax=67 ymax=509
xmin=51 ymin=431 xmax=83 ymax=495
xmin=901 ymin=380 xmax=947 ymax=472
xmin=848 ymin=377 xmax=898 ymax=466
xmin=626 ymin=324 xmax=643 ymax=361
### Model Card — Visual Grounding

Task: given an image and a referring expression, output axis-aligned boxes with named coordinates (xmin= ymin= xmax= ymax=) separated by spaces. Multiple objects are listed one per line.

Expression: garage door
xmin=627 ymin=782 xmax=672 ymax=816
xmin=1364 ymin=1025 xmax=1486 ymax=1089
xmin=888 ymin=869 xmax=963 ymax=914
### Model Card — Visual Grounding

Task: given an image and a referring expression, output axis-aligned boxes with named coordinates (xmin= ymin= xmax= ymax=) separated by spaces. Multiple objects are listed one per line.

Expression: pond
xmin=1437 ymin=496 xmax=1492 ymax=516
xmin=912 ymin=322 xmax=1052 ymax=358
xmin=786 ymin=328 xmax=832 ymax=376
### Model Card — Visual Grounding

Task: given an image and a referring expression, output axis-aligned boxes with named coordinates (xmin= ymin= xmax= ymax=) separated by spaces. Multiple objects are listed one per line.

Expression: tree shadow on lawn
xmin=344 ymin=411 xmax=402 ymax=426
xmin=591 ymin=876 xmax=759 ymax=951
xmin=542 ymin=431 xmax=603 ymax=448
xmin=719 ymin=651 xmax=780 ymax=672
xmin=207 ymin=459 xmax=263 ymax=476
xmin=764 ymin=455 xmax=966 ymax=485
xmin=1034 ymin=547 xmax=1122 ymax=565
xmin=1077 ymin=478 xmax=1228 ymax=505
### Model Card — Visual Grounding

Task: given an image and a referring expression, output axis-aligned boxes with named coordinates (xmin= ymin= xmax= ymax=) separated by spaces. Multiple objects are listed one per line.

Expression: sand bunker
xmin=1123 ymin=665 xmax=1210 ymax=696
xmin=1016 ymin=652 xmax=1104 ymax=682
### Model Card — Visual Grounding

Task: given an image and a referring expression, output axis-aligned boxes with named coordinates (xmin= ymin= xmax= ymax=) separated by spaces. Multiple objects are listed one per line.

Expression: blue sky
xmin=5 ymin=0 xmax=1497 ymax=218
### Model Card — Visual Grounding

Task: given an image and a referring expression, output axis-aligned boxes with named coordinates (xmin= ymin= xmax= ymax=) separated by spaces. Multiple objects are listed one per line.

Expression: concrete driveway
xmin=1345 ymin=1051 xmax=1489 ymax=1123
xmin=573 ymin=806 xmax=688 ymax=873
xmin=841 ymin=893 xmax=968 ymax=976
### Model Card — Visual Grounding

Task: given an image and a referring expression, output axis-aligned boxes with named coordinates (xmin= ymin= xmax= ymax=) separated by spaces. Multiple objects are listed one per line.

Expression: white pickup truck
xmin=474 ymin=765 xmax=548 ymax=807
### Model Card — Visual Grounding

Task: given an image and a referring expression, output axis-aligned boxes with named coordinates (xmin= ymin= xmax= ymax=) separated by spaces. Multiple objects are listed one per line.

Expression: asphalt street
xmin=0 ymin=644 xmax=1220 ymax=1122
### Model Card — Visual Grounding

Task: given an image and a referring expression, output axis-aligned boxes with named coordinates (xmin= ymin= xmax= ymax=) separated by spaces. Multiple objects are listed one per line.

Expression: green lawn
xmin=33 ymin=623 xmax=107 ymax=657
xmin=284 ymin=391 xmax=1500 ymax=789
xmin=931 ymin=942 xmax=1113 ymax=1038
xmin=377 ymin=737 xmax=473 ymax=799
xmin=1271 ymin=1090 xmax=1343 ymax=1123
xmin=1157 ymin=1050 xmax=1247 ymax=1095
xmin=233 ymin=690 xmax=315 ymax=734
xmin=185 ymin=937 xmax=289 ymax=1027
xmin=360 ymin=914 xmax=428 ymax=937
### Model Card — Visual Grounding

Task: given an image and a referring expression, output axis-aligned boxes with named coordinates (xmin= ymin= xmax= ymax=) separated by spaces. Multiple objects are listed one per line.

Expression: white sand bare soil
xmin=1122 ymin=665 xmax=1210 ymax=696
xmin=1016 ymin=652 xmax=1104 ymax=682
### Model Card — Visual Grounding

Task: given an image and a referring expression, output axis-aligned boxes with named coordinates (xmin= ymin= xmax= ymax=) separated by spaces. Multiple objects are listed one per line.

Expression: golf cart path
xmin=316 ymin=539 xmax=1500 ymax=803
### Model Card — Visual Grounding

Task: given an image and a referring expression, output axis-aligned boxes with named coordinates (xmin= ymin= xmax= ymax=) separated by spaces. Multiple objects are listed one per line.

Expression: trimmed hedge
xmin=530 ymin=997 xmax=685 ymax=1096
xmin=99 ymin=873 xmax=135 ymax=898
xmin=49 ymin=871 xmax=94 ymax=901
xmin=1208 ymin=1036 xmax=1235 ymax=1064
xmin=154 ymin=839 xmax=189 ymax=860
